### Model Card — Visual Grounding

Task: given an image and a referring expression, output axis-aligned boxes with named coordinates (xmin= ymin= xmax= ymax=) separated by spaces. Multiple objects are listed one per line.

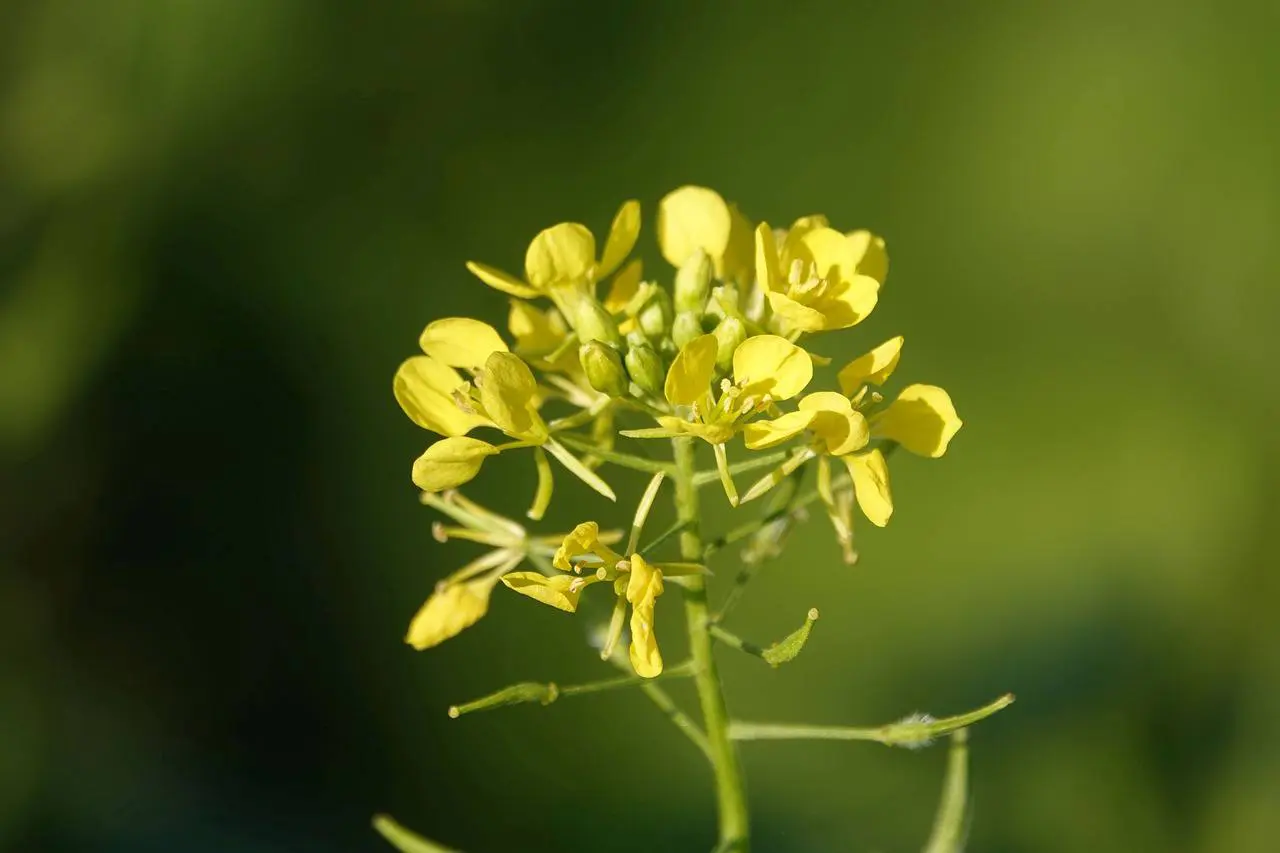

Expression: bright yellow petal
xmin=798 ymin=391 xmax=853 ymax=414
xmin=525 ymin=222 xmax=596 ymax=289
xmin=465 ymin=261 xmax=542 ymax=298
xmin=720 ymin=202 xmax=755 ymax=282
xmin=788 ymin=214 xmax=830 ymax=239
xmin=598 ymin=200 xmax=641 ymax=279
xmin=873 ymin=384 xmax=962 ymax=458
xmin=553 ymin=521 xmax=621 ymax=571
xmin=837 ymin=336 xmax=904 ymax=394
xmin=818 ymin=275 xmax=880 ymax=329
xmin=501 ymin=571 xmax=591 ymax=613
xmin=844 ymin=448 xmax=893 ymax=527
xmin=405 ymin=575 xmax=498 ymax=650
xmin=732 ymin=335 xmax=813 ymax=401
xmin=625 ymin=555 xmax=664 ymax=678
xmin=664 ymin=333 xmax=718 ymax=406
xmin=508 ymin=301 xmax=563 ymax=353
xmin=418 ymin=318 xmax=508 ymax=369
xmin=847 ymin=229 xmax=888 ymax=284
xmin=394 ymin=356 xmax=485 ymax=436
xmin=754 ymin=223 xmax=784 ymax=293
xmin=657 ymin=186 xmax=731 ymax=268
xmin=766 ymin=290 xmax=826 ymax=331
xmin=742 ymin=410 xmax=818 ymax=450
xmin=813 ymin=409 xmax=870 ymax=456
xmin=478 ymin=351 xmax=542 ymax=440
xmin=411 ymin=436 xmax=499 ymax=492
xmin=800 ymin=227 xmax=860 ymax=285
xmin=602 ymin=259 xmax=643 ymax=314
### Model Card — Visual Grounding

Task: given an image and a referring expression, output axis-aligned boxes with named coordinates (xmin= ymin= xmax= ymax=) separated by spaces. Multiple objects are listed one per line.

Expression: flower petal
xmin=479 ymin=351 xmax=542 ymax=440
xmin=844 ymin=448 xmax=893 ymax=527
xmin=798 ymin=391 xmax=854 ymax=414
xmin=664 ymin=333 xmax=718 ymax=406
xmin=602 ymin=259 xmax=643 ymax=314
xmin=818 ymin=275 xmax=880 ymax=330
xmin=501 ymin=571 xmax=591 ymax=613
xmin=754 ymin=223 xmax=784 ymax=293
xmin=873 ymin=384 xmax=962 ymax=457
xmin=847 ymin=229 xmax=888 ymax=284
xmin=732 ymin=334 xmax=813 ymax=401
xmin=799 ymin=227 xmax=861 ymax=285
xmin=394 ymin=356 xmax=485 ymax=436
xmin=411 ymin=436 xmax=499 ymax=492
xmin=418 ymin=318 xmax=508 ymax=369
xmin=525 ymin=222 xmax=596 ymax=289
xmin=814 ymin=409 xmax=870 ymax=456
xmin=626 ymin=555 xmax=665 ymax=678
xmin=465 ymin=261 xmax=542 ymax=298
xmin=553 ymin=520 xmax=621 ymax=571
xmin=508 ymin=301 xmax=565 ymax=354
xmin=837 ymin=336 xmax=904 ymax=394
xmin=598 ymin=199 xmax=641 ymax=279
xmin=766 ymin=290 xmax=827 ymax=331
xmin=742 ymin=410 xmax=818 ymax=450
xmin=657 ymin=186 xmax=731 ymax=268
xmin=405 ymin=575 xmax=498 ymax=650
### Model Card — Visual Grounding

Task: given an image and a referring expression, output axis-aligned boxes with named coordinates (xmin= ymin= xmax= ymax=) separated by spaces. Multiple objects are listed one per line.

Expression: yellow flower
xmin=507 ymin=300 xmax=576 ymax=373
xmin=406 ymin=574 xmax=500 ymax=650
xmin=754 ymin=220 xmax=885 ymax=334
xmin=393 ymin=318 xmax=509 ymax=437
xmin=465 ymin=200 xmax=640 ymax=299
xmin=411 ymin=436 xmax=500 ymax=492
xmin=657 ymin=186 xmax=754 ymax=284
xmin=625 ymin=554 xmax=664 ymax=678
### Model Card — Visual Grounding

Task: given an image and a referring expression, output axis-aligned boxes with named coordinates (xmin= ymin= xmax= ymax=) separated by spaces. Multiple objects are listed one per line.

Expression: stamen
xmin=787 ymin=258 xmax=806 ymax=286
xmin=432 ymin=522 xmax=449 ymax=542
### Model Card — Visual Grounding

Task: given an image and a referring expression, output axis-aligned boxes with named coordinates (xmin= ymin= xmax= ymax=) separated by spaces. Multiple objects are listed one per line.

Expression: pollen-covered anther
xmin=615 ymin=559 xmax=631 ymax=573
xmin=737 ymin=396 xmax=758 ymax=417
xmin=568 ymin=577 xmax=587 ymax=593
xmin=451 ymin=387 xmax=477 ymax=415
xmin=431 ymin=522 xmax=449 ymax=543
xmin=720 ymin=378 xmax=733 ymax=394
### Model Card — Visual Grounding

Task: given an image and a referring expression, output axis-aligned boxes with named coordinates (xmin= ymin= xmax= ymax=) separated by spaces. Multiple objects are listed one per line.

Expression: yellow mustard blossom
xmin=502 ymin=518 xmax=705 ymax=678
xmin=754 ymin=219 xmax=886 ymax=336
xmin=742 ymin=336 xmax=961 ymax=538
xmin=465 ymin=200 xmax=641 ymax=334
xmin=657 ymin=185 xmax=755 ymax=285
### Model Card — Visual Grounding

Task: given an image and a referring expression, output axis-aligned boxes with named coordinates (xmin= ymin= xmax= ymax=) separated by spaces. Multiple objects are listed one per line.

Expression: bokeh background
xmin=3 ymin=1 xmax=1278 ymax=851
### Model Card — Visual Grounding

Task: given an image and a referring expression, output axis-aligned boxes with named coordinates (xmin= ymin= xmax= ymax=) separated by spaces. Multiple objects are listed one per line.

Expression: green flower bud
xmin=708 ymin=282 xmax=740 ymax=319
xmin=624 ymin=341 xmax=664 ymax=396
xmin=672 ymin=310 xmax=704 ymax=350
xmin=712 ymin=316 xmax=747 ymax=369
xmin=574 ymin=299 xmax=623 ymax=347
xmin=674 ymin=247 xmax=714 ymax=313
xmin=579 ymin=342 xmax=629 ymax=397
xmin=637 ymin=287 xmax=674 ymax=339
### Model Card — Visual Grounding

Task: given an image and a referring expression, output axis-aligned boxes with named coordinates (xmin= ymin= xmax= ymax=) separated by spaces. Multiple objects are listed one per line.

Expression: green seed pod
xmin=637 ymin=286 xmax=674 ymax=340
xmin=574 ymin=299 xmax=623 ymax=347
xmin=672 ymin=310 xmax=704 ymax=350
xmin=673 ymin=247 xmax=714 ymax=313
xmin=624 ymin=340 xmax=664 ymax=396
xmin=712 ymin=316 xmax=747 ymax=369
xmin=579 ymin=341 xmax=629 ymax=397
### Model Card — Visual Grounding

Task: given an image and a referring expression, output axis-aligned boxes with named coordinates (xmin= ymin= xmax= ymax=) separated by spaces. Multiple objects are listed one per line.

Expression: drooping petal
xmin=798 ymin=392 xmax=869 ymax=455
xmin=501 ymin=571 xmax=593 ymax=612
xmin=732 ymin=334 xmax=813 ymax=401
xmin=753 ymin=223 xmax=784 ymax=293
xmin=418 ymin=318 xmax=508 ymax=369
xmin=837 ymin=336 xmax=904 ymax=394
xmin=465 ymin=261 xmax=542 ymax=298
xmin=394 ymin=356 xmax=486 ymax=436
xmin=411 ymin=436 xmax=499 ymax=492
xmin=847 ymin=230 xmax=889 ymax=284
xmin=742 ymin=410 xmax=818 ymax=450
xmin=818 ymin=275 xmax=880 ymax=329
xmin=664 ymin=333 xmax=718 ymax=406
xmin=598 ymin=200 xmax=641 ymax=279
xmin=844 ymin=448 xmax=893 ymax=527
xmin=657 ymin=186 xmax=731 ymax=268
xmin=525 ymin=222 xmax=596 ymax=290
xmin=602 ymin=259 xmax=643 ymax=314
xmin=478 ymin=351 xmax=542 ymax=441
xmin=872 ymin=384 xmax=962 ymax=458
xmin=405 ymin=575 xmax=499 ymax=650
xmin=625 ymin=555 xmax=665 ymax=678
xmin=766 ymin=290 xmax=827 ymax=331
xmin=553 ymin=521 xmax=621 ymax=571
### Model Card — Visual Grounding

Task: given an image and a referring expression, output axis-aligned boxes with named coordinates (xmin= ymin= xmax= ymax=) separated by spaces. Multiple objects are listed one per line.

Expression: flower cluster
xmin=394 ymin=186 xmax=961 ymax=675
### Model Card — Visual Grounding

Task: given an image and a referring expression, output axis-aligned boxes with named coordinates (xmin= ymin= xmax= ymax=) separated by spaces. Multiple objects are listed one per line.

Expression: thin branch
xmin=555 ymin=433 xmax=675 ymax=475
xmin=639 ymin=683 xmax=714 ymax=761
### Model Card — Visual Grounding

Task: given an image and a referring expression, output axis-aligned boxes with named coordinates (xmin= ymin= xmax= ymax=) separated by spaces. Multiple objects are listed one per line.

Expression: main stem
xmin=673 ymin=437 xmax=750 ymax=851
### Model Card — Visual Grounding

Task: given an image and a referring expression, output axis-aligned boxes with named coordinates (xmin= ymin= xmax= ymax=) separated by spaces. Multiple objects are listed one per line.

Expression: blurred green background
xmin=3 ymin=1 xmax=1278 ymax=851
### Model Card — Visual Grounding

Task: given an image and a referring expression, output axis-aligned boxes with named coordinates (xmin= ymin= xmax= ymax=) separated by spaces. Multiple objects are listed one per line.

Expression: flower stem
xmin=673 ymin=437 xmax=750 ymax=852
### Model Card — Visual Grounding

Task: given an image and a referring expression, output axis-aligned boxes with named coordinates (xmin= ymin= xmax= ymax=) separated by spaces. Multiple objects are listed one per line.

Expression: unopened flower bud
xmin=674 ymin=247 xmax=714 ymax=313
xmin=672 ymin=310 xmax=705 ymax=350
xmin=638 ymin=287 xmax=674 ymax=339
xmin=624 ymin=341 xmax=664 ymax=396
xmin=574 ymin=299 xmax=623 ymax=347
xmin=579 ymin=341 xmax=629 ymax=397
xmin=712 ymin=316 xmax=746 ymax=370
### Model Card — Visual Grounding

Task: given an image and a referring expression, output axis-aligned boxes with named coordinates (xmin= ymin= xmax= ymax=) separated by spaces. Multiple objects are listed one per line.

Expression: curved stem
xmin=673 ymin=437 xmax=750 ymax=851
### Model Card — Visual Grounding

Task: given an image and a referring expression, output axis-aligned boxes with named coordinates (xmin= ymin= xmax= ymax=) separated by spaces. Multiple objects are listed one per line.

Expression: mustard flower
xmin=657 ymin=185 xmax=755 ymax=285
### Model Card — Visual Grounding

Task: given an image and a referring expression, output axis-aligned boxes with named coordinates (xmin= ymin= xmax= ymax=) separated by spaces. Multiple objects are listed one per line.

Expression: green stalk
xmin=673 ymin=437 xmax=750 ymax=851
